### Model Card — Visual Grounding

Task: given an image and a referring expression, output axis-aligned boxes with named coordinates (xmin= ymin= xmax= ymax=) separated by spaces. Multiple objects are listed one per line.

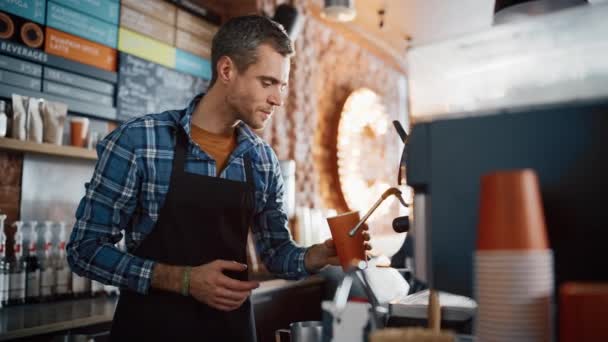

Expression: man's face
xmin=226 ymin=43 xmax=290 ymax=130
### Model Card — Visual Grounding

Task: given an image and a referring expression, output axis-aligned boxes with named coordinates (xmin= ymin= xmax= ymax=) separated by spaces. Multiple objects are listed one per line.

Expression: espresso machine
xmin=401 ymin=3 xmax=608 ymax=298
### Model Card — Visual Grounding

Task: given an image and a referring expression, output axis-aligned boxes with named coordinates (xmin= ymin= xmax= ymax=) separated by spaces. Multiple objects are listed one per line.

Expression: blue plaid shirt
xmin=67 ymin=94 xmax=308 ymax=294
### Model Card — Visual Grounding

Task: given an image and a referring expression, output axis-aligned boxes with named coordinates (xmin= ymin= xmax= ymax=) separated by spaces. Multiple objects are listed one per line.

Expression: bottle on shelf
xmin=72 ymin=271 xmax=91 ymax=299
xmin=40 ymin=221 xmax=56 ymax=302
xmin=0 ymin=214 xmax=7 ymax=308
xmin=91 ymin=280 xmax=104 ymax=298
xmin=54 ymin=222 xmax=72 ymax=300
xmin=89 ymin=228 xmax=109 ymax=298
xmin=8 ymin=221 xmax=26 ymax=306
xmin=0 ymin=100 xmax=7 ymax=138
xmin=25 ymin=221 xmax=41 ymax=303
xmin=67 ymin=223 xmax=91 ymax=299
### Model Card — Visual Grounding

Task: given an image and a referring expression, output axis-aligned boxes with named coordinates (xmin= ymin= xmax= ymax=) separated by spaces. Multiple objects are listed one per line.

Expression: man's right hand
xmin=189 ymin=260 xmax=260 ymax=312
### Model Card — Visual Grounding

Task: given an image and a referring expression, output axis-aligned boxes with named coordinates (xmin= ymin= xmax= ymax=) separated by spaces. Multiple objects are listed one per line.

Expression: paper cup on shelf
xmin=326 ymin=211 xmax=366 ymax=271
xmin=70 ymin=117 xmax=89 ymax=147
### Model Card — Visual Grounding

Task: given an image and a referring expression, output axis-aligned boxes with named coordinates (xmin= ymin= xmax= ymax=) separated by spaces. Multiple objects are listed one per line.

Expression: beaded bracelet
xmin=181 ymin=266 xmax=191 ymax=296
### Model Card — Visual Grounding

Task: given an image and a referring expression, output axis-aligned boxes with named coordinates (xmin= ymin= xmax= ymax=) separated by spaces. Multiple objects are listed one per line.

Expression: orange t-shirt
xmin=190 ymin=124 xmax=237 ymax=176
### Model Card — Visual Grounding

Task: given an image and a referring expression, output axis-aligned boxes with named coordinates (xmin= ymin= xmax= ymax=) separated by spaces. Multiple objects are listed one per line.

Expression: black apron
xmin=110 ymin=130 xmax=257 ymax=341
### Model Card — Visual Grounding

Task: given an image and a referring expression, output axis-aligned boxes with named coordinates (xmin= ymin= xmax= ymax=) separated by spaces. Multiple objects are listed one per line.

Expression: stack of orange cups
xmin=475 ymin=169 xmax=553 ymax=342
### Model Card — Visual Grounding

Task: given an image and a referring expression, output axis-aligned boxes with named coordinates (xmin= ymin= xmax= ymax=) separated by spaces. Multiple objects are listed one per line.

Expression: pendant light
xmin=320 ymin=0 xmax=357 ymax=22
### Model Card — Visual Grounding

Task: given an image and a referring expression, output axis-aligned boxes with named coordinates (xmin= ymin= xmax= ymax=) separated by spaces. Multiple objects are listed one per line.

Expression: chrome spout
xmin=348 ymin=187 xmax=408 ymax=237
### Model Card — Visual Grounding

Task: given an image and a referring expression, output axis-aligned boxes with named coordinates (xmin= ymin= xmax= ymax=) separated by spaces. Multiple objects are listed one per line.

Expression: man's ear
xmin=217 ymin=56 xmax=235 ymax=84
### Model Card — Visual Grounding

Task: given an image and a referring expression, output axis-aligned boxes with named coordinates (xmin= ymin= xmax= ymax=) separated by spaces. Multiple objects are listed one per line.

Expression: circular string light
xmin=337 ymin=88 xmax=393 ymax=221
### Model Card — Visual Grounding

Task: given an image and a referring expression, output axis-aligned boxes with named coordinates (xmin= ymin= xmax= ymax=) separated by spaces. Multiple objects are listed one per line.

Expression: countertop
xmin=0 ymin=275 xmax=325 ymax=341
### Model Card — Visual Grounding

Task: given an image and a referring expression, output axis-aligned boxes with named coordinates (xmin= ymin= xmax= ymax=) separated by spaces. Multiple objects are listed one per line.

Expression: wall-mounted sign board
xmin=43 ymin=66 xmax=114 ymax=95
xmin=0 ymin=54 xmax=42 ymax=77
xmin=176 ymin=8 xmax=218 ymax=39
xmin=46 ymin=2 xmax=118 ymax=48
xmin=1 ymin=38 xmax=117 ymax=83
xmin=52 ymin=0 xmax=119 ymax=25
xmin=45 ymin=27 xmax=117 ymax=72
xmin=175 ymin=49 xmax=211 ymax=80
xmin=175 ymin=29 xmax=210 ymax=59
xmin=0 ymin=83 xmax=117 ymax=120
xmin=120 ymin=5 xmax=175 ymax=46
xmin=0 ymin=10 xmax=46 ymax=49
xmin=117 ymin=52 xmax=208 ymax=120
xmin=118 ymin=28 xmax=175 ymax=68
xmin=0 ymin=68 xmax=41 ymax=91
xmin=43 ymin=80 xmax=113 ymax=106
xmin=0 ymin=0 xmax=45 ymax=24
xmin=121 ymin=0 xmax=176 ymax=26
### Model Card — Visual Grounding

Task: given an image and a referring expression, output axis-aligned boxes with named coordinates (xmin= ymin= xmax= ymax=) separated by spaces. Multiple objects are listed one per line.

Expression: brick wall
xmin=260 ymin=1 xmax=407 ymax=233
xmin=0 ymin=151 xmax=22 ymax=254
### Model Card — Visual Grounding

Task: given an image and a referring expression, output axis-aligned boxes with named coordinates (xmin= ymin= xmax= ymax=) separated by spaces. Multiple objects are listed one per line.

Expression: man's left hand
xmin=304 ymin=224 xmax=372 ymax=273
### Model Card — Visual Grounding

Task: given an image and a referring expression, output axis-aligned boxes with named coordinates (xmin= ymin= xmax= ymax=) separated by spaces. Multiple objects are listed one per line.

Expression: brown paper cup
xmin=477 ymin=169 xmax=548 ymax=250
xmin=560 ymin=282 xmax=608 ymax=342
xmin=70 ymin=117 xmax=89 ymax=147
xmin=326 ymin=211 xmax=365 ymax=270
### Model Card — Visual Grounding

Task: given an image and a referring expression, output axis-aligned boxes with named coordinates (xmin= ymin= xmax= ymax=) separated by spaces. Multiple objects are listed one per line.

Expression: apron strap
xmin=173 ymin=126 xmax=254 ymax=189
xmin=243 ymin=154 xmax=254 ymax=187
xmin=172 ymin=128 xmax=188 ymax=180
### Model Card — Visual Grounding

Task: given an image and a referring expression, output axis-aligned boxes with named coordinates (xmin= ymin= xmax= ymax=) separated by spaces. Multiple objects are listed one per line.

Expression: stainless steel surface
xmin=412 ymin=193 xmax=430 ymax=285
xmin=20 ymin=154 xmax=96 ymax=227
xmin=0 ymin=297 xmax=116 ymax=341
xmin=389 ymin=289 xmax=477 ymax=321
xmin=289 ymin=321 xmax=323 ymax=342
xmin=348 ymin=187 xmax=407 ymax=237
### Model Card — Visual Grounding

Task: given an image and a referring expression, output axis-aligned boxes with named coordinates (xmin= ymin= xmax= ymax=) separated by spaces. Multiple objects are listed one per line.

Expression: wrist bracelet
xmin=181 ymin=266 xmax=191 ymax=296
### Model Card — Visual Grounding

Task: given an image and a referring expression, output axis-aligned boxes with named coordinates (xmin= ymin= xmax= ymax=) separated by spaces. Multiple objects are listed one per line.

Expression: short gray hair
xmin=209 ymin=15 xmax=294 ymax=86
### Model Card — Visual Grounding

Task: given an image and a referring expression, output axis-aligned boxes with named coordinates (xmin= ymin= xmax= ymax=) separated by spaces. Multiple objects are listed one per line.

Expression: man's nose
xmin=268 ymin=89 xmax=284 ymax=107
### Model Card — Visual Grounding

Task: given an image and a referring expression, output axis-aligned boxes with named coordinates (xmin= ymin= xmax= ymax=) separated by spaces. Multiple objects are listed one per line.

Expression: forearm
xmin=151 ymin=263 xmax=186 ymax=294
xmin=304 ymin=245 xmax=325 ymax=273
xmin=259 ymin=241 xmax=309 ymax=279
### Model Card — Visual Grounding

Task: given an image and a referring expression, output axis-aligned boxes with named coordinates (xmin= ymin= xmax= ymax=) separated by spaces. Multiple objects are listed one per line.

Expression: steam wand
xmin=348 ymin=187 xmax=408 ymax=237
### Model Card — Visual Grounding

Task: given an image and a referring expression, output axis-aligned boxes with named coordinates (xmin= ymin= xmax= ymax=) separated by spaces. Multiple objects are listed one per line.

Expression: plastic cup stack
xmin=475 ymin=169 xmax=553 ymax=342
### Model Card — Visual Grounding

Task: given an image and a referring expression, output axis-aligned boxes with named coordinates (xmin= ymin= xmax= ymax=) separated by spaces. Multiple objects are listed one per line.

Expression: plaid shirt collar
xmin=179 ymin=93 xmax=265 ymax=151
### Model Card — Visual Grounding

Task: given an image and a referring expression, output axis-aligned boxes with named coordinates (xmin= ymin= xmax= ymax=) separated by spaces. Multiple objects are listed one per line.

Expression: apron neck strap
xmin=173 ymin=129 xmax=188 ymax=174
xmin=174 ymin=128 xmax=255 ymax=187
xmin=243 ymin=154 xmax=254 ymax=186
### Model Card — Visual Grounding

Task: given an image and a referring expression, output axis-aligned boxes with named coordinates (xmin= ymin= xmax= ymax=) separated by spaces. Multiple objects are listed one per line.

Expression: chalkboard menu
xmin=117 ymin=52 xmax=208 ymax=120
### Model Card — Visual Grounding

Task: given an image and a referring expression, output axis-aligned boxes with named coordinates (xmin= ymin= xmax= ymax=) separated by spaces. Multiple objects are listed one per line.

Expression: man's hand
xmin=189 ymin=260 xmax=259 ymax=312
xmin=304 ymin=225 xmax=372 ymax=273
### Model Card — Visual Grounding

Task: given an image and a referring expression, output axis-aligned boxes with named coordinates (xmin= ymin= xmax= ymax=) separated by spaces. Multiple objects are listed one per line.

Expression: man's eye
xmin=262 ymin=81 xmax=272 ymax=88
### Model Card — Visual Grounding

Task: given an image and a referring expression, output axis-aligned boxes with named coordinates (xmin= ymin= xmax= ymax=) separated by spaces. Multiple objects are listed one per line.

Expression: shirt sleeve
xmin=252 ymin=149 xmax=310 ymax=279
xmin=66 ymin=126 xmax=156 ymax=295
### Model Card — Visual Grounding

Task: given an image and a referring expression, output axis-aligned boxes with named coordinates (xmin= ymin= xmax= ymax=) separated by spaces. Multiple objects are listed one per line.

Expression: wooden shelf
xmin=0 ymin=137 xmax=97 ymax=160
